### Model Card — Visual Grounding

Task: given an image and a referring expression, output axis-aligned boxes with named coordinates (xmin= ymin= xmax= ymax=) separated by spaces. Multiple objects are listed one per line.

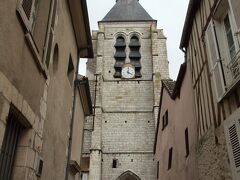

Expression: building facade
xmin=180 ymin=0 xmax=240 ymax=179
xmin=0 ymin=0 xmax=93 ymax=180
xmin=81 ymin=0 xmax=169 ymax=179
xmin=154 ymin=63 xmax=198 ymax=180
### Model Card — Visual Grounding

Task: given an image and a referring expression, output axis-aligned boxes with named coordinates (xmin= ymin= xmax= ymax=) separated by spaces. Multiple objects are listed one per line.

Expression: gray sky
xmin=79 ymin=0 xmax=189 ymax=80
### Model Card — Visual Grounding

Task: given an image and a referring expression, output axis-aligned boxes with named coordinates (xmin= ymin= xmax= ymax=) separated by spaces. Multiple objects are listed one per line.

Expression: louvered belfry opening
xmin=229 ymin=123 xmax=240 ymax=168
xmin=114 ymin=36 xmax=126 ymax=78
xmin=129 ymin=36 xmax=142 ymax=78
xmin=0 ymin=109 xmax=24 ymax=180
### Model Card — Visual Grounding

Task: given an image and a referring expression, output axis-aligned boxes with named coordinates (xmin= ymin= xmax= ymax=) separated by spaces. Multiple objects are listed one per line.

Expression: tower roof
xmin=100 ymin=0 xmax=155 ymax=22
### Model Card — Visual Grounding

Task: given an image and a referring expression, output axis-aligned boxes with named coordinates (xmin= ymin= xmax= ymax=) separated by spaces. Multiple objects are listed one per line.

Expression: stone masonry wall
xmin=87 ymin=21 xmax=169 ymax=180
xmin=197 ymin=125 xmax=232 ymax=180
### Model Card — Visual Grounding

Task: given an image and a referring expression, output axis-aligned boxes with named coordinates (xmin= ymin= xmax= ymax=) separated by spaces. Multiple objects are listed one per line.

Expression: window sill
xmin=25 ymin=33 xmax=48 ymax=79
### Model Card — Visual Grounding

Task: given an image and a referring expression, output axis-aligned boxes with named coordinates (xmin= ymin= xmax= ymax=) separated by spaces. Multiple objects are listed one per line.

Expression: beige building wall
xmin=154 ymin=63 xmax=197 ymax=180
xmin=0 ymin=0 xmax=92 ymax=180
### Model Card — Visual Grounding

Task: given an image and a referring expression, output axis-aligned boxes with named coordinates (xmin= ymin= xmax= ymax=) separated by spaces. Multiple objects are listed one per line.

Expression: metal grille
xmin=0 ymin=111 xmax=23 ymax=180
xmin=22 ymin=0 xmax=33 ymax=19
xmin=229 ymin=124 xmax=240 ymax=168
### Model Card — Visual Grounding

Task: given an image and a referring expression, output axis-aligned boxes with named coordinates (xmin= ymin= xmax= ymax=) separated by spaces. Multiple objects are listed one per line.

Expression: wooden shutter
xmin=205 ymin=21 xmax=226 ymax=101
xmin=17 ymin=0 xmax=38 ymax=31
xmin=229 ymin=0 xmax=240 ymax=30
xmin=44 ymin=0 xmax=57 ymax=68
xmin=224 ymin=118 xmax=240 ymax=180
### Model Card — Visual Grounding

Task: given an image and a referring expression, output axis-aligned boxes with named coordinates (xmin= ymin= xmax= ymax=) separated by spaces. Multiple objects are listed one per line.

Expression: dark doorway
xmin=0 ymin=109 xmax=24 ymax=180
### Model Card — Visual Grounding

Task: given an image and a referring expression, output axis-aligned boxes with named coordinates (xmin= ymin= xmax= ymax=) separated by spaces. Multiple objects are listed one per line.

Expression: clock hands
xmin=127 ymin=67 xmax=133 ymax=75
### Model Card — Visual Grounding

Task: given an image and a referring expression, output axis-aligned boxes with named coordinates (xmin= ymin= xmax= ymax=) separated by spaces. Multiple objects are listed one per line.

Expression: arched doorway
xmin=116 ymin=170 xmax=141 ymax=180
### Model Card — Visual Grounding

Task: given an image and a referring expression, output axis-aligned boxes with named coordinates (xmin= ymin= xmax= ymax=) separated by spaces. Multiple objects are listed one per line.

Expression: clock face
xmin=121 ymin=65 xmax=135 ymax=79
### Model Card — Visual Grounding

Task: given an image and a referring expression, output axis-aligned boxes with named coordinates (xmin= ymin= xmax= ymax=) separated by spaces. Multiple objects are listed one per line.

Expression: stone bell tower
xmin=83 ymin=0 xmax=169 ymax=179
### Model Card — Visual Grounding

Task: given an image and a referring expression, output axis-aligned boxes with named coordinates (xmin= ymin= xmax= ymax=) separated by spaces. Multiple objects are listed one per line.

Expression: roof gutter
xmin=180 ymin=0 xmax=201 ymax=50
xmin=81 ymin=0 xmax=93 ymax=58
xmin=68 ymin=0 xmax=93 ymax=58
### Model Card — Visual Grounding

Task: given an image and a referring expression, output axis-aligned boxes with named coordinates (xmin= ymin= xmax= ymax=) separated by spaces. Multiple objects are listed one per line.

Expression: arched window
xmin=67 ymin=55 xmax=74 ymax=86
xmin=114 ymin=36 xmax=126 ymax=78
xmin=129 ymin=36 xmax=141 ymax=78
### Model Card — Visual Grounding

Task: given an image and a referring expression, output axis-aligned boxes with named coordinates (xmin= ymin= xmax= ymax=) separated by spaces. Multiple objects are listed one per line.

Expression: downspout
xmin=92 ymin=73 xmax=99 ymax=131
xmin=64 ymin=50 xmax=81 ymax=180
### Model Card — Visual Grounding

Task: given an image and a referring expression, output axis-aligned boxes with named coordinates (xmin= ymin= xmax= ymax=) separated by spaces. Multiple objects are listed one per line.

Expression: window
xmin=52 ymin=44 xmax=59 ymax=75
xmin=224 ymin=14 xmax=236 ymax=59
xmin=157 ymin=161 xmax=159 ymax=179
xmin=17 ymin=0 xmax=39 ymax=32
xmin=185 ymin=128 xmax=190 ymax=157
xmin=205 ymin=0 xmax=240 ymax=100
xmin=0 ymin=110 xmax=24 ymax=180
xmin=112 ymin=159 xmax=118 ymax=168
xmin=168 ymin=147 xmax=173 ymax=170
xmin=129 ymin=36 xmax=142 ymax=78
xmin=114 ymin=36 xmax=126 ymax=78
xmin=162 ymin=110 xmax=168 ymax=130
xmin=67 ymin=56 xmax=74 ymax=86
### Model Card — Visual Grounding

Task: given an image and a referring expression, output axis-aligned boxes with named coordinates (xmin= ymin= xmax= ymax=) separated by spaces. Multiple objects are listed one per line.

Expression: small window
xmin=114 ymin=36 xmax=126 ymax=78
xmin=112 ymin=159 xmax=118 ymax=168
xmin=168 ymin=147 xmax=173 ymax=170
xmin=157 ymin=161 xmax=159 ymax=179
xmin=36 ymin=158 xmax=44 ymax=177
xmin=67 ymin=56 xmax=74 ymax=86
xmin=162 ymin=110 xmax=168 ymax=130
xmin=185 ymin=128 xmax=190 ymax=157
xmin=52 ymin=44 xmax=59 ymax=75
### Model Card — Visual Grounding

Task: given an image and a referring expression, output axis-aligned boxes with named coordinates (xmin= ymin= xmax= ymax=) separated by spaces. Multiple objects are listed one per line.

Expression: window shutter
xmin=205 ymin=21 xmax=225 ymax=100
xmin=44 ymin=0 xmax=57 ymax=68
xmin=224 ymin=118 xmax=240 ymax=180
xmin=229 ymin=0 xmax=240 ymax=30
xmin=17 ymin=0 xmax=37 ymax=31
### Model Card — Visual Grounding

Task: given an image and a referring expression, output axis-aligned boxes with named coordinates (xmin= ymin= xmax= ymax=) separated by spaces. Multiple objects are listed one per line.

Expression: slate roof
xmin=162 ymin=79 xmax=176 ymax=96
xmin=100 ymin=0 xmax=155 ymax=22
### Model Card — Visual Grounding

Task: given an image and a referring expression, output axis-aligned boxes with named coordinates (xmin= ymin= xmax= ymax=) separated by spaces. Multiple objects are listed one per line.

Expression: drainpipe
xmin=64 ymin=50 xmax=81 ymax=180
xmin=92 ymin=73 xmax=100 ymax=131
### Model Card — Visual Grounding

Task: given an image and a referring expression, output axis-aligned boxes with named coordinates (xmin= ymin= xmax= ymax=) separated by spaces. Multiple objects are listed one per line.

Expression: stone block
xmin=34 ymin=133 xmax=42 ymax=153
xmin=26 ymin=106 xmax=35 ymax=127
xmin=40 ymin=98 xmax=47 ymax=120
xmin=22 ymin=100 xmax=29 ymax=122
xmin=33 ymin=116 xmax=39 ymax=132
xmin=15 ymin=146 xmax=36 ymax=169
xmin=11 ymin=166 xmax=27 ymax=180
xmin=0 ymin=72 xmax=12 ymax=102
xmin=11 ymin=85 xmax=19 ymax=109
xmin=0 ymin=95 xmax=10 ymax=124
xmin=16 ymin=93 xmax=23 ymax=112
xmin=0 ymin=120 xmax=6 ymax=147
xmin=37 ymin=118 xmax=44 ymax=138
xmin=18 ymin=128 xmax=35 ymax=148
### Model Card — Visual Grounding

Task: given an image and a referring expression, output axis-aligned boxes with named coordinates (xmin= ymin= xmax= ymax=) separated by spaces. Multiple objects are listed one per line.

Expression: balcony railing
xmin=229 ymin=50 xmax=240 ymax=80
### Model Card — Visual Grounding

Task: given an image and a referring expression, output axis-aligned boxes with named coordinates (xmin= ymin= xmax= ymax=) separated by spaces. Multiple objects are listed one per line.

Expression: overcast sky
xmin=79 ymin=0 xmax=190 ymax=80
